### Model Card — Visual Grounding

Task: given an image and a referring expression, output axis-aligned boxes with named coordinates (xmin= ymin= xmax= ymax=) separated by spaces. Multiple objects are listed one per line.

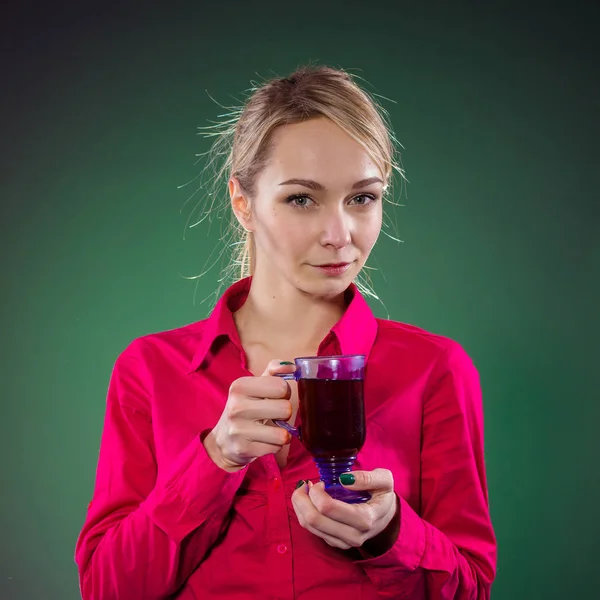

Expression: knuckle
xmin=374 ymin=467 xmax=394 ymax=487
xmin=334 ymin=538 xmax=351 ymax=550
xmin=227 ymin=402 xmax=245 ymax=419
xmin=353 ymin=509 xmax=372 ymax=533
xmin=305 ymin=513 xmax=319 ymax=528
xmin=318 ymin=498 xmax=334 ymax=516
xmin=229 ymin=377 xmax=254 ymax=398
xmin=230 ymin=441 xmax=244 ymax=457
xmin=276 ymin=379 xmax=290 ymax=398
xmin=226 ymin=422 xmax=241 ymax=438
xmin=360 ymin=471 xmax=373 ymax=488
xmin=228 ymin=378 xmax=243 ymax=395
xmin=364 ymin=507 xmax=377 ymax=529
xmin=354 ymin=516 xmax=369 ymax=533
xmin=364 ymin=515 xmax=375 ymax=531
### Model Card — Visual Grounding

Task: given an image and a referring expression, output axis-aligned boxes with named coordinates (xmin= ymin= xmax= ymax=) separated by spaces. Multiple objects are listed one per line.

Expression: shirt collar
xmin=188 ymin=277 xmax=378 ymax=373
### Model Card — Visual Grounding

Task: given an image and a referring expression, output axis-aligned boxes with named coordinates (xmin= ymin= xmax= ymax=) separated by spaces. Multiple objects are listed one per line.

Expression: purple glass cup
xmin=274 ymin=354 xmax=371 ymax=504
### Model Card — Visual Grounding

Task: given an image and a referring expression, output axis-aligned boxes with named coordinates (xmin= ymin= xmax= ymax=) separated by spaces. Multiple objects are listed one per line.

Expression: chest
xmin=152 ymin=342 xmax=426 ymax=504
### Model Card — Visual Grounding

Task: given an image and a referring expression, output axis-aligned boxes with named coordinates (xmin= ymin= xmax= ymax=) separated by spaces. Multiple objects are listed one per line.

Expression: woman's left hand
xmin=291 ymin=468 xmax=399 ymax=553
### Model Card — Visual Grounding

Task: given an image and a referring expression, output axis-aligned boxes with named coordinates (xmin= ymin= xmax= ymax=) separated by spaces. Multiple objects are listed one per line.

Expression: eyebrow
xmin=278 ymin=177 xmax=384 ymax=191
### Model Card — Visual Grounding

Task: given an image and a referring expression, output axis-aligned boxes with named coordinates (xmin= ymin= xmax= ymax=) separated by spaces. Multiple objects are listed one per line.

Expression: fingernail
xmin=280 ymin=361 xmax=294 ymax=365
xmin=340 ymin=473 xmax=355 ymax=486
xmin=295 ymin=480 xmax=305 ymax=490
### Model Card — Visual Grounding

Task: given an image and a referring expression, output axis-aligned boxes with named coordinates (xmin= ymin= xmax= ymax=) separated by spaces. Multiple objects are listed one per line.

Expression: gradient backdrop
xmin=1 ymin=1 xmax=598 ymax=599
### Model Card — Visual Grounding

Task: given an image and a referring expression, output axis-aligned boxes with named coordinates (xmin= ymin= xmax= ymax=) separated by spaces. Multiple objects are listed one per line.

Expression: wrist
xmin=360 ymin=495 xmax=401 ymax=558
xmin=202 ymin=430 xmax=247 ymax=473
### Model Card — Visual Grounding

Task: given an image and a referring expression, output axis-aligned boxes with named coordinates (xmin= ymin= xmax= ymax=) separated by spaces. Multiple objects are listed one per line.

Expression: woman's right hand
xmin=203 ymin=360 xmax=296 ymax=472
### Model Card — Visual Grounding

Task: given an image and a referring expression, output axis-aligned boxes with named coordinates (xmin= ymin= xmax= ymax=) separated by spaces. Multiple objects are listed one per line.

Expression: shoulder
xmin=374 ymin=320 xmax=483 ymax=421
xmin=375 ymin=318 xmax=471 ymax=358
xmin=112 ymin=318 xmax=211 ymax=371
xmin=374 ymin=318 xmax=479 ymax=382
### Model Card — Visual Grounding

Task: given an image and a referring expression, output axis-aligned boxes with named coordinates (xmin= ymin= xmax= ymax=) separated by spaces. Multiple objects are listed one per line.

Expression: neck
xmin=233 ymin=270 xmax=348 ymax=355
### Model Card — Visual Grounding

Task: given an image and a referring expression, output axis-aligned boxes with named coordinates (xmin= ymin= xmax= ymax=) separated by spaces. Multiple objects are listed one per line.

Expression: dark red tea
xmin=298 ymin=378 xmax=366 ymax=459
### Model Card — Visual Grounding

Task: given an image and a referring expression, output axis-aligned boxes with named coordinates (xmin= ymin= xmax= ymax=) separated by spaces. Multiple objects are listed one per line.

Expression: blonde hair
xmin=181 ymin=65 xmax=406 ymax=305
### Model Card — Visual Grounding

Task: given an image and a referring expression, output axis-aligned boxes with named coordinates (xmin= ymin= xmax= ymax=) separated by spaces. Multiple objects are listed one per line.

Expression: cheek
xmin=357 ymin=212 xmax=383 ymax=251
xmin=258 ymin=209 xmax=306 ymax=255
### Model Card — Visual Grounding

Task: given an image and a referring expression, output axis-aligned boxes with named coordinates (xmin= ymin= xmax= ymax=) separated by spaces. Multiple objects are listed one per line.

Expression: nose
xmin=319 ymin=205 xmax=352 ymax=249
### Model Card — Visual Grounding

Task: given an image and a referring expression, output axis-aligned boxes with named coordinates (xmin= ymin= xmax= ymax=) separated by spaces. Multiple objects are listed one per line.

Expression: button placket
xmin=277 ymin=543 xmax=288 ymax=555
xmin=262 ymin=457 xmax=294 ymax=597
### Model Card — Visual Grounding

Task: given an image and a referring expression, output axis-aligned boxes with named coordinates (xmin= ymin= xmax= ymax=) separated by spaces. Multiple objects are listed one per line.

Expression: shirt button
xmin=271 ymin=477 xmax=281 ymax=491
xmin=277 ymin=543 xmax=288 ymax=555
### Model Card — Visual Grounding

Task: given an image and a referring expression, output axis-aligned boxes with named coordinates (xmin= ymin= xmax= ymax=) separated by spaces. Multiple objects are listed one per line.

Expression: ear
xmin=229 ymin=176 xmax=253 ymax=232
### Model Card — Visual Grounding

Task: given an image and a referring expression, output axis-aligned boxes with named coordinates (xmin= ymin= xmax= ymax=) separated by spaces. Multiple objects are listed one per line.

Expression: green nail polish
xmin=280 ymin=361 xmax=294 ymax=365
xmin=295 ymin=480 xmax=305 ymax=490
xmin=340 ymin=473 xmax=355 ymax=486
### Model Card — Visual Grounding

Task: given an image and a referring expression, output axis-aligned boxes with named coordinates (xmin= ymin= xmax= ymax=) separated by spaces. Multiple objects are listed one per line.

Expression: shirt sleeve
xmin=74 ymin=341 xmax=246 ymax=600
xmin=355 ymin=342 xmax=497 ymax=599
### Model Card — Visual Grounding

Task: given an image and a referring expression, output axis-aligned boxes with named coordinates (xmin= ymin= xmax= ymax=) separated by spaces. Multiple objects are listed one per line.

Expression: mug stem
xmin=314 ymin=456 xmax=371 ymax=504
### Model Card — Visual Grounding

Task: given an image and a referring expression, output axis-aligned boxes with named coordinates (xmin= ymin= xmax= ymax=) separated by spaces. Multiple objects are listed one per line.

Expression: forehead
xmin=259 ymin=117 xmax=383 ymax=187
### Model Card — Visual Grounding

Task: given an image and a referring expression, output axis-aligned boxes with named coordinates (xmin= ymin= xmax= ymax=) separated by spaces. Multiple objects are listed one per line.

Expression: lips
xmin=313 ymin=262 xmax=352 ymax=277
xmin=317 ymin=263 xmax=350 ymax=268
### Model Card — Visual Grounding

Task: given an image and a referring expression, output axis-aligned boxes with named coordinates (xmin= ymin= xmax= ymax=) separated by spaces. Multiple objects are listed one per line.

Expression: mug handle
xmin=273 ymin=372 xmax=301 ymax=439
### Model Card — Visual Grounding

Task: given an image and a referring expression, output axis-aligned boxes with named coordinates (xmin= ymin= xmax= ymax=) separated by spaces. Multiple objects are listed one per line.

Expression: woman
xmin=75 ymin=66 xmax=497 ymax=599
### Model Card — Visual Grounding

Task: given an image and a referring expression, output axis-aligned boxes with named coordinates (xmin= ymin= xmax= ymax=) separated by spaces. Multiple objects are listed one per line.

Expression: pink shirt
xmin=75 ymin=277 xmax=497 ymax=599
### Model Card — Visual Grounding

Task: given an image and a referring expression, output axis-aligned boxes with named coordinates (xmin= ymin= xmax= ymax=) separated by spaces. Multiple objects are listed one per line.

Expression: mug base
xmin=325 ymin=483 xmax=371 ymax=504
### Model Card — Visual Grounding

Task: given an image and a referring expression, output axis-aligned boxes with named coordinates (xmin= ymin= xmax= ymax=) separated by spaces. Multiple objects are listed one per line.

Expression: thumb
xmin=340 ymin=468 xmax=394 ymax=492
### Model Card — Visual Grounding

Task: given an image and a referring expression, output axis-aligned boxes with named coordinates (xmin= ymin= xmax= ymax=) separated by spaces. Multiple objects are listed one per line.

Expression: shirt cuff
xmin=355 ymin=495 xmax=427 ymax=573
xmin=141 ymin=433 xmax=247 ymax=543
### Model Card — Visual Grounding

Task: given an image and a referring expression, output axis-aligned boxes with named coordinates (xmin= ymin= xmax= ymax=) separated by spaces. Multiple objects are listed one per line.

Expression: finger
xmin=308 ymin=481 xmax=373 ymax=533
xmin=229 ymin=398 xmax=292 ymax=422
xmin=261 ymin=359 xmax=296 ymax=377
xmin=255 ymin=376 xmax=292 ymax=400
xmin=312 ymin=530 xmax=353 ymax=550
xmin=292 ymin=482 xmax=363 ymax=548
xmin=224 ymin=426 xmax=291 ymax=461
xmin=260 ymin=361 xmax=294 ymax=404
xmin=244 ymin=422 xmax=291 ymax=447
xmin=340 ymin=469 xmax=394 ymax=493
xmin=246 ymin=441 xmax=289 ymax=458
xmin=225 ymin=440 xmax=289 ymax=462
xmin=230 ymin=376 xmax=291 ymax=401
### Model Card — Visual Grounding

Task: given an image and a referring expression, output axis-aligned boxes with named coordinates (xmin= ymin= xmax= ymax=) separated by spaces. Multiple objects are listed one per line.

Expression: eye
xmin=285 ymin=194 xmax=315 ymax=209
xmin=349 ymin=194 xmax=377 ymax=206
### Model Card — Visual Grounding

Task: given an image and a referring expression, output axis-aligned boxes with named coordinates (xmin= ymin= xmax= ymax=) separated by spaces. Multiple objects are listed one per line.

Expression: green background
xmin=1 ymin=2 xmax=598 ymax=598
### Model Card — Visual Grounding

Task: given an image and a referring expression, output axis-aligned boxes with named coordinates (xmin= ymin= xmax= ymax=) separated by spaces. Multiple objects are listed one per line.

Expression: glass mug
xmin=274 ymin=354 xmax=371 ymax=504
